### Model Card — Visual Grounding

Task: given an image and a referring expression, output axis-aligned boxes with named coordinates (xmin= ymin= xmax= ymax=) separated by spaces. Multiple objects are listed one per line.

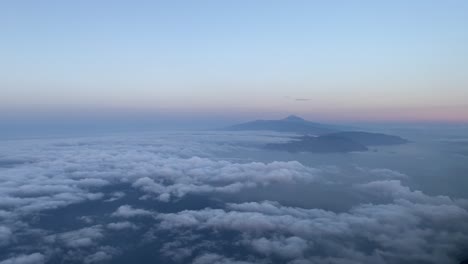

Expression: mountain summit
xmin=224 ymin=116 xmax=409 ymax=152
xmin=224 ymin=116 xmax=338 ymax=135
xmin=282 ymin=115 xmax=306 ymax=122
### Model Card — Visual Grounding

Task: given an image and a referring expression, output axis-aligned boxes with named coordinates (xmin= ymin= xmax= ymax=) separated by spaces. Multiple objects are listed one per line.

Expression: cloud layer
xmin=157 ymin=181 xmax=468 ymax=263
xmin=1 ymin=131 xmax=467 ymax=263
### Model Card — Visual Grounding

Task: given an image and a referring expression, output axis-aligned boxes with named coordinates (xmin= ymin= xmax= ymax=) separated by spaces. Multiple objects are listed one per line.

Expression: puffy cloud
xmin=83 ymin=246 xmax=119 ymax=264
xmin=0 ymin=226 xmax=12 ymax=247
xmin=192 ymin=253 xmax=254 ymax=264
xmin=356 ymin=180 xmax=456 ymax=205
xmin=78 ymin=216 xmax=95 ymax=224
xmin=247 ymin=236 xmax=309 ymax=259
xmin=45 ymin=226 xmax=104 ymax=248
xmin=1 ymin=131 xmax=467 ymax=263
xmin=157 ymin=181 xmax=468 ymax=263
xmin=0 ymin=132 xmax=301 ymax=261
xmin=84 ymin=251 xmax=112 ymax=264
xmin=0 ymin=253 xmax=45 ymax=264
xmin=106 ymin=221 xmax=138 ymax=230
xmin=0 ymin=131 xmax=310 ymax=224
xmin=104 ymin=191 xmax=126 ymax=202
xmin=354 ymin=167 xmax=408 ymax=179
xmin=159 ymin=241 xmax=195 ymax=262
xmin=132 ymin=158 xmax=319 ymax=202
xmin=111 ymin=205 xmax=153 ymax=218
xmin=368 ymin=168 xmax=407 ymax=179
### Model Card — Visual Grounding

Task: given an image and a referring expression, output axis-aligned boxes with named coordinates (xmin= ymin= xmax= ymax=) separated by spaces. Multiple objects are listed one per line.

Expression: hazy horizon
xmin=2 ymin=0 xmax=468 ymax=123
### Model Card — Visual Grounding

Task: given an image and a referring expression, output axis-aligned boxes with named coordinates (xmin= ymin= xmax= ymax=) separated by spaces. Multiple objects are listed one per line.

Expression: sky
xmin=1 ymin=0 xmax=468 ymax=123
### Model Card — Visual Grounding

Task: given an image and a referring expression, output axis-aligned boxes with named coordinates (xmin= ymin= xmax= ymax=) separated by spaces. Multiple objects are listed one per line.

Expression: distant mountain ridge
xmin=224 ymin=115 xmax=341 ymax=135
xmin=225 ymin=115 xmax=409 ymax=153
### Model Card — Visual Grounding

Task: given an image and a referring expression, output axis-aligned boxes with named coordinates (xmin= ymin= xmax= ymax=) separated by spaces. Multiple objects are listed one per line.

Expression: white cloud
xmin=107 ymin=221 xmax=138 ymax=230
xmin=0 ymin=253 xmax=45 ymax=264
xmin=111 ymin=205 xmax=153 ymax=218
xmin=1 ymin=132 xmax=467 ymax=263
xmin=192 ymin=253 xmax=254 ymax=264
xmin=247 ymin=236 xmax=309 ymax=259
xmin=104 ymin=191 xmax=126 ymax=202
xmin=0 ymin=226 xmax=12 ymax=247
xmin=131 ymin=158 xmax=319 ymax=202
xmin=46 ymin=226 xmax=104 ymax=248
xmin=84 ymin=251 xmax=112 ymax=264
xmin=157 ymin=181 xmax=468 ymax=263
xmin=0 ymin=131 xmax=309 ymax=224
xmin=0 ymin=132 xmax=299 ymax=261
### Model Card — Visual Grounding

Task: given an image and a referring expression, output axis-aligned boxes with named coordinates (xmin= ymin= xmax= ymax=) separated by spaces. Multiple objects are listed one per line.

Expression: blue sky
xmin=1 ymin=0 xmax=468 ymax=122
